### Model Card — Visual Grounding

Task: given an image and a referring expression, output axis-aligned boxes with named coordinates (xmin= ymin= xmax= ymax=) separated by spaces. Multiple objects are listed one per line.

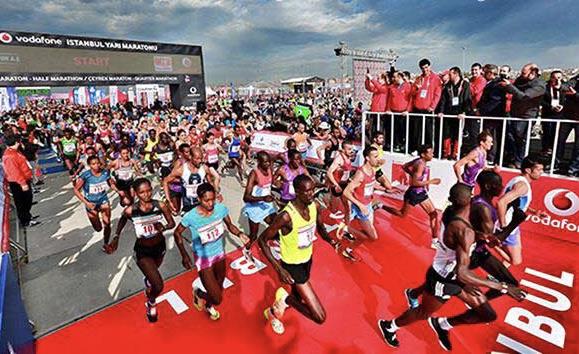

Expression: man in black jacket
xmin=501 ymin=63 xmax=546 ymax=168
xmin=436 ymin=67 xmax=472 ymax=159
xmin=541 ymin=70 xmax=566 ymax=156
xmin=557 ymin=74 xmax=579 ymax=176
xmin=478 ymin=64 xmax=507 ymax=165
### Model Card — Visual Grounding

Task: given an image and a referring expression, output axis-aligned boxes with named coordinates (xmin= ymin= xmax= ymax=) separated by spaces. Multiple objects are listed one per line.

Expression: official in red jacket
xmin=386 ymin=71 xmax=413 ymax=152
xmin=365 ymin=72 xmax=389 ymax=112
xmin=410 ymin=58 xmax=442 ymax=154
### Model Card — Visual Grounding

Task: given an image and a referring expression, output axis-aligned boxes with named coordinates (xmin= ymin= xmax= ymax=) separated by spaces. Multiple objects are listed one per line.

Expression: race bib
xmin=420 ymin=89 xmax=428 ymax=99
xmin=198 ymin=220 xmax=225 ymax=245
xmin=185 ymin=183 xmax=199 ymax=199
xmin=207 ymin=154 xmax=218 ymax=164
xmin=364 ymin=182 xmax=375 ymax=197
xmin=230 ymin=145 xmax=240 ymax=154
xmin=101 ymin=136 xmax=110 ymax=145
xmin=133 ymin=214 xmax=164 ymax=239
xmin=452 ymin=97 xmax=459 ymax=106
xmin=63 ymin=144 xmax=76 ymax=154
xmin=298 ymin=142 xmax=308 ymax=152
xmin=158 ymin=152 xmax=173 ymax=163
xmin=330 ymin=150 xmax=337 ymax=159
xmin=340 ymin=171 xmax=350 ymax=182
xmin=254 ymin=183 xmax=271 ymax=197
xmin=116 ymin=168 xmax=133 ymax=181
xmin=297 ymin=224 xmax=316 ymax=249
xmin=89 ymin=181 xmax=108 ymax=195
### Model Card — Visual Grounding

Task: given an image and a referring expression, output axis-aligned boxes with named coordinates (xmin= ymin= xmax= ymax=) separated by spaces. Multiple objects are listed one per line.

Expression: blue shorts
xmin=350 ymin=203 xmax=373 ymax=222
xmin=243 ymin=202 xmax=277 ymax=224
xmin=86 ymin=197 xmax=109 ymax=212
xmin=502 ymin=228 xmax=521 ymax=247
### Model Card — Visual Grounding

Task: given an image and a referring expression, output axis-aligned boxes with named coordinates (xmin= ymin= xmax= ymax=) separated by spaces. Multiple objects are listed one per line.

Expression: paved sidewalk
xmin=20 ymin=161 xmax=253 ymax=336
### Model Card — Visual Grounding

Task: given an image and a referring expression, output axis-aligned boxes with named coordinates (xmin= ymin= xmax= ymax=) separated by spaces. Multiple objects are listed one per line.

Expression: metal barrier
xmin=362 ymin=111 xmax=578 ymax=177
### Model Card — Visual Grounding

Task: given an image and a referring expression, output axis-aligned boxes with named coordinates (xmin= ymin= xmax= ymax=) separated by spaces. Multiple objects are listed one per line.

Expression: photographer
xmin=478 ymin=64 xmax=508 ymax=165
xmin=541 ymin=70 xmax=566 ymax=157
xmin=501 ymin=63 xmax=546 ymax=168
xmin=558 ymin=74 xmax=579 ymax=176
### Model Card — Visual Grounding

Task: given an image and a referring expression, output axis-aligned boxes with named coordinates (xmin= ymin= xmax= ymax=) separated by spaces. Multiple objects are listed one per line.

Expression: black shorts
xmin=281 ymin=258 xmax=312 ymax=284
xmin=160 ymin=166 xmax=172 ymax=179
xmin=404 ymin=188 xmax=429 ymax=206
xmin=469 ymin=241 xmax=491 ymax=270
xmin=425 ymin=266 xmax=463 ymax=303
xmin=207 ymin=162 xmax=219 ymax=170
xmin=134 ymin=238 xmax=166 ymax=261
xmin=116 ymin=179 xmax=133 ymax=192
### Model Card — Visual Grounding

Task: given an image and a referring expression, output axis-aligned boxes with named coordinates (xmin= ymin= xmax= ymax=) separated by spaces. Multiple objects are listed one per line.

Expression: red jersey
xmin=353 ymin=167 xmax=376 ymax=205
xmin=412 ymin=73 xmax=442 ymax=111
xmin=387 ymin=82 xmax=413 ymax=112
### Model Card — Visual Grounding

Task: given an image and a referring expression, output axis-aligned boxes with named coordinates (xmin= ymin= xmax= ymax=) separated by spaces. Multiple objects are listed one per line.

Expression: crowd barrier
xmin=0 ymin=167 xmax=35 ymax=353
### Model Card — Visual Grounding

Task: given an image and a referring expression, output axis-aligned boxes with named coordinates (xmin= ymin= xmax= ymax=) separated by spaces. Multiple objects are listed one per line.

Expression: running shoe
xmin=428 ymin=317 xmax=452 ymax=351
xmin=206 ymin=305 xmax=220 ymax=321
xmin=377 ymin=320 xmax=399 ymax=348
xmin=342 ymin=230 xmax=356 ymax=242
xmin=372 ymin=202 xmax=384 ymax=211
xmin=430 ymin=238 xmax=440 ymax=250
xmin=264 ymin=307 xmax=285 ymax=335
xmin=143 ymin=277 xmax=152 ymax=298
xmin=404 ymin=288 xmax=419 ymax=309
xmin=335 ymin=243 xmax=360 ymax=262
xmin=146 ymin=301 xmax=158 ymax=323
xmin=242 ymin=247 xmax=255 ymax=265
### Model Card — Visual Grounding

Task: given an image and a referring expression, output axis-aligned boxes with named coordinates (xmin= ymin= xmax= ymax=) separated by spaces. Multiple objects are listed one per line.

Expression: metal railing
xmin=362 ymin=111 xmax=578 ymax=177
xmin=9 ymin=202 xmax=29 ymax=287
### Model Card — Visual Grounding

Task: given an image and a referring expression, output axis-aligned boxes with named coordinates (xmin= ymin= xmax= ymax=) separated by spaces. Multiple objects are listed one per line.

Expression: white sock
xmin=438 ymin=317 xmax=453 ymax=330
xmin=388 ymin=319 xmax=399 ymax=332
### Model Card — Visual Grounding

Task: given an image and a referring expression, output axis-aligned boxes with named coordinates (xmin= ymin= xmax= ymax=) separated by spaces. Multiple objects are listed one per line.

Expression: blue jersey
xmin=80 ymin=169 xmax=111 ymax=203
xmin=181 ymin=203 xmax=229 ymax=259
xmin=228 ymin=136 xmax=241 ymax=158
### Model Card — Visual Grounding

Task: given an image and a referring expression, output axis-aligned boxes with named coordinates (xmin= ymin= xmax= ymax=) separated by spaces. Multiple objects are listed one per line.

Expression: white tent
xmin=206 ymin=86 xmax=217 ymax=96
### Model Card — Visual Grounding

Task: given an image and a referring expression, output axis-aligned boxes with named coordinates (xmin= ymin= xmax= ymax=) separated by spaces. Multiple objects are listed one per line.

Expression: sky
xmin=1 ymin=0 xmax=578 ymax=85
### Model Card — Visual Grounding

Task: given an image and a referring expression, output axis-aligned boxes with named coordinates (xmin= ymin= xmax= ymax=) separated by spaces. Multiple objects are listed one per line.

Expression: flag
xmin=294 ymin=104 xmax=312 ymax=125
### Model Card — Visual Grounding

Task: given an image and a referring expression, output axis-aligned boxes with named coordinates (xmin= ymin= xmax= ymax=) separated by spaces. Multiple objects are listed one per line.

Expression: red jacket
xmin=470 ymin=75 xmax=487 ymax=109
xmin=2 ymin=147 xmax=32 ymax=186
xmin=365 ymin=78 xmax=388 ymax=112
xmin=386 ymin=82 xmax=413 ymax=112
xmin=411 ymin=73 xmax=442 ymax=111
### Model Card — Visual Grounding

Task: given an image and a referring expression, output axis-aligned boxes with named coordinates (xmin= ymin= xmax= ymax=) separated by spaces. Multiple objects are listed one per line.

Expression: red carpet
xmin=37 ymin=200 xmax=578 ymax=354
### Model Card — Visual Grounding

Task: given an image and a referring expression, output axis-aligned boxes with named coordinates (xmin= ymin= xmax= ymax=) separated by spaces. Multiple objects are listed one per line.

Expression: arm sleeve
xmin=504 ymin=81 xmax=546 ymax=100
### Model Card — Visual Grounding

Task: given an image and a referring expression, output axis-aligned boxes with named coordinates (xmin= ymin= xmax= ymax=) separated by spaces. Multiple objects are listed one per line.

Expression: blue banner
xmin=0 ymin=253 xmax=35 ymax=354
xmin=88 ymin=86 xmax=97 ymax=105
xmin=7 ymin=88 xmax=18 ymax=110
xmin=73 ymin=87 xmax=80 ymax=105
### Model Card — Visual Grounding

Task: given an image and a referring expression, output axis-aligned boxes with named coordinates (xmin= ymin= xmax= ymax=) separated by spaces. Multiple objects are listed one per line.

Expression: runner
xmin=496 ymin=155 xmax=546 ymax=265
xmin=324 ymin=139 xmax=356 ymax=242
xmin=153 ymin=132 xmax=176 ymax=188
xmin=73 ymin=155 xmax=119 ymax=252
xmin=173 ymin=182 xmax=249 ymax=320
xmin=79 ymin=134 xmax=104 ymax=160
xmin=378 ymin=183 xmax=526 ymax=351
xmin=163 ymin=147 xmax=221 ymax=213
xmin=242 ymin=151 xmax=277 ymax=263
xmin=258 ymin=174 xmax=340 ymax=335
xmin=108 ymin=178 xmax=176 ymax=322
xmin=343 ymin=146 xmax=380 ymax=241
xmin=273 ymin=149 xmax=313 ymax=206
xmin=275 ymin=138 xmax=297 ymax=165
xmin=203 ymin=132 xmax=224 ymax=172
xmin=316 ymin=127 xmax=343 ymax=169
xmin=378 ymin=144 xmax=441 ymax=248
xmin=108 ymin=146 xmax=141 ymax=206
xmin=293 ymin=122 xmax=312 ymax=158
xmin=142 ymin=129 xmax=158 ymax=174
xmin=404 ymin=171 xmax=528 ymax=309
xmin=371 ymin=132 xmax=393 ymax=191
xmin=453 ymin=131 xmax=496 ymax=189
xmin=222 ymin=125 xmax=246 ymax=184
xmin=59 ymin=128 xmax=79 ymax=174
xmin=166 ymin=143 xmax=191 ymax=215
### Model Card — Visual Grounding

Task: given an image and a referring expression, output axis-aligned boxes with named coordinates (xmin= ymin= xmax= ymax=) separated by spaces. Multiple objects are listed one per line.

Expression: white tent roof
xmin=206 ymin=86 xmax=217 ymax=96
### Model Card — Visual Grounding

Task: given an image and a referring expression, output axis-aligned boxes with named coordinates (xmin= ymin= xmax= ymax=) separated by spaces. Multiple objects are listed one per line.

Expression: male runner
xmin=258 ymin=174 xmax=339 ymax=334
xmin=453 ymin=131 xmax=496 ymax=189
xmin=496 ymin=155 xmax=546 ymax=265
xmin=378 ymin=183 xmax=526 ymax=351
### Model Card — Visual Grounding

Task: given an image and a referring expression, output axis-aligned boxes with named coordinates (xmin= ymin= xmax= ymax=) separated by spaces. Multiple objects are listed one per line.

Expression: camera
xmin=499 ymin=73 xmax=508 ymax=80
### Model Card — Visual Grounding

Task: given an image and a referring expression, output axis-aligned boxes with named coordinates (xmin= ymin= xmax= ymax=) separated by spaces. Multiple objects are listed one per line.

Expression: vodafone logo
xmin=189 ymin=86 xmax=197 ymax=94
xmin=544 ymin=189 xmax=579 ymax=217
xmin=0 ymin=32 xmax=13 ymax=44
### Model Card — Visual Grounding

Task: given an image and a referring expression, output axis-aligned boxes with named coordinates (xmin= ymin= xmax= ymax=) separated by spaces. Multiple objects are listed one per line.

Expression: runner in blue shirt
xmin=173 ymin=182 xmax=249 ymax=321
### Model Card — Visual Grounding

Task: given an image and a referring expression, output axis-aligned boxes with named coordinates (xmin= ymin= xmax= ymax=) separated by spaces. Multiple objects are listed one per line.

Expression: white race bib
xmin=89 ymin=181 xmax=108 ymax=195
xmin=230 ymin=145 xmax=240 ymax=154
xmin=340 ymin=170 xmax=350 ymax=182
xmin=420 ymin=89 xmax=428 ymax=98
xmin=63 ymin=144 xmax=76 ymax=154
xmin=116 ymin=168 xmax=133 ymax=181
xmin=288 ymin=182 xmax=295 ymax=196
xmin=101 ymin=136 xmax=110 ymax=145
xmin=298 ymin=142 xmax=308 ymax=152
xmin=158 ymin=152 xmax=173 ymax=163
xmin=198 ymin=220 xmax=225 ymax=244
xmin=297 ymin=224 xmax=316 ymax=249
xmin=133 ymin=214 xmax=164 ymax=239
xmin=452 ymin=97 xmax=459 ymax=106
xmin=254 ymin=183 xmax=271 ymax=197
xmin=364 ymin=182 xmax=375 ymax=197
xmin=185 ymin=183 xmax=199 ymax=198
xmin=207 ymin=154 xmax=218 ymax=163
